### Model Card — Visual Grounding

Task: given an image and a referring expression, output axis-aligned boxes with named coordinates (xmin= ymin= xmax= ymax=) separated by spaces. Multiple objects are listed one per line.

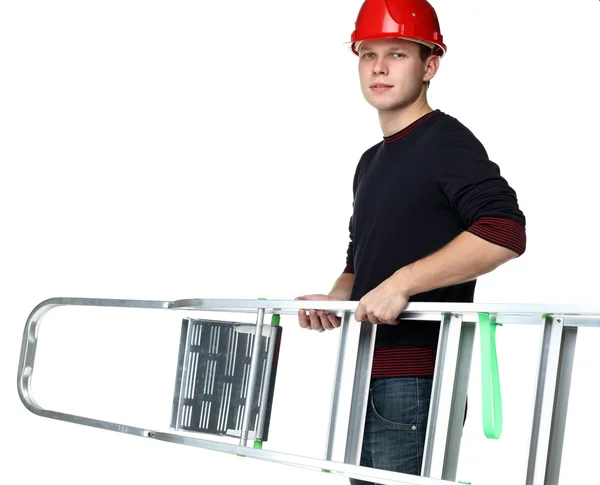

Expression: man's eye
xmin=392 ymin=53 xmax=404 ymax=58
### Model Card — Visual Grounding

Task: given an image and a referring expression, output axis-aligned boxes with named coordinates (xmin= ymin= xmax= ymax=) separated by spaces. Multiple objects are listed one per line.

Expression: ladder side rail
xmin=153 ymin=427 xmax=463 ymax=485
xmin=169 ymin=299 xmax=600 ymax=320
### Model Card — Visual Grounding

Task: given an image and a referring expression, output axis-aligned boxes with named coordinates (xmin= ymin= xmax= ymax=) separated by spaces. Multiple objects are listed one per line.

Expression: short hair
xmin=418 ymin=43 xmax=434 ymax=61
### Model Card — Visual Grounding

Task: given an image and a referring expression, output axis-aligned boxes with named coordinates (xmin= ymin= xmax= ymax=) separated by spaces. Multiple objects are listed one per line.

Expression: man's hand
xmin=355 ymin=275 xmax=410 ymax=324
xmin=295 ymin=294 xmax=342 ymax=331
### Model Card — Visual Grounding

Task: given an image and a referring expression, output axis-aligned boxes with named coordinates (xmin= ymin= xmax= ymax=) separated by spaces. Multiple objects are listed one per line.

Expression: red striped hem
xmin=468 ymin=217 xmax=526 ymax=255
xmin=372 ymin=346 xmax=436 ymax=378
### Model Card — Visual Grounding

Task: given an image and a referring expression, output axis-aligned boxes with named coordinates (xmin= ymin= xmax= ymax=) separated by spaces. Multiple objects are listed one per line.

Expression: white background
xmin=2 ymin=0 xmax=599 ymax=484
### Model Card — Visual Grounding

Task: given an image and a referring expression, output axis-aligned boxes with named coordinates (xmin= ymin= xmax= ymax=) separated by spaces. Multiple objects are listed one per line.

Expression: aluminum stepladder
xmin=17 ymin=297 xmax=599 ymax=485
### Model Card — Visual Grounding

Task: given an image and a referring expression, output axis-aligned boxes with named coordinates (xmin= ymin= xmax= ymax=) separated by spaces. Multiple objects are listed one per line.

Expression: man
xmin=296 ymin=0 xmax=526 ymax=483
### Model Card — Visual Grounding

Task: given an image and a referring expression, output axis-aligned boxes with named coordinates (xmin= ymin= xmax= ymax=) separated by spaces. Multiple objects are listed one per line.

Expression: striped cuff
xmin=468 ymin=216 xmax=526 ymax=255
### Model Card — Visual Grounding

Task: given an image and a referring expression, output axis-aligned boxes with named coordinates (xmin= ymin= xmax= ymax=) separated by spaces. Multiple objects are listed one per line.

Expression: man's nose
xmin=373 ymin=59 xmax=388 ymax=76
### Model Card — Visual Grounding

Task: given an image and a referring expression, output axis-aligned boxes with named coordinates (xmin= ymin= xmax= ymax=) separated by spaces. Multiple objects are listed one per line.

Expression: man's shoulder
xmin=414 ymin=110 xmax=487 ymax=160
xmin=433 ymin=111 xmax=480 ymax=139
xmin=352 ymin=141 xmax=382 ymax=190
xmin=431 ymin=111 xmax=488 ymax=154
xmin=354 ymin=140 xmax=383 ymax=174
xmin=358 ymin=140 xmax=383 ymax=162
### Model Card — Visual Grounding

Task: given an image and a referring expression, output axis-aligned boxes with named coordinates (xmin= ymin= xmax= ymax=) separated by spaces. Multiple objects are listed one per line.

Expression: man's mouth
xmin=370 ymin=83 xmax=393 ymax=92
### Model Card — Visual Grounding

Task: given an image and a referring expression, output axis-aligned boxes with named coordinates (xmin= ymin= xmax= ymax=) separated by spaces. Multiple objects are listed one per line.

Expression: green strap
xmin=478 ymin=312 xmax=503 ymax=439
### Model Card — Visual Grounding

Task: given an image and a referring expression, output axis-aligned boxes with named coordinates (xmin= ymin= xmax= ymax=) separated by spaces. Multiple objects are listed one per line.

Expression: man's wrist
xmin=393 ymin=266 xmax=416 ymax=297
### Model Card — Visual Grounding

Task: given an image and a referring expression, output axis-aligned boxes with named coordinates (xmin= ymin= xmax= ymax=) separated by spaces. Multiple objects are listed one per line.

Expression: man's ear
xmin=424 ymin=55 xmax=440 ymax=83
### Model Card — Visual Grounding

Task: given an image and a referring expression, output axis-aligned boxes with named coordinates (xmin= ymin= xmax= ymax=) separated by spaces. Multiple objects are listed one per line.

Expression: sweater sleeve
xmin=435 ymin=128 xmax=527 ymax=255
xmin=344 ymin=215 xmax=355 ymax=274
xmin=343 ymin=151 xmax=369 ymax=275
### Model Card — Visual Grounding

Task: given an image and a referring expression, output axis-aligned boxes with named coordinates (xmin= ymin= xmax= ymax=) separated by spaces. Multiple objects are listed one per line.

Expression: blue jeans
xmin=349 ymin=377 xmax=433 ymax=485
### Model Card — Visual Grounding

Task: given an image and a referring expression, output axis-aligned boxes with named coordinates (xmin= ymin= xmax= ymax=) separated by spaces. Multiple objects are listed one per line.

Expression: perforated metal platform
xmin=170 ymin=318 xmax=282 ymax=441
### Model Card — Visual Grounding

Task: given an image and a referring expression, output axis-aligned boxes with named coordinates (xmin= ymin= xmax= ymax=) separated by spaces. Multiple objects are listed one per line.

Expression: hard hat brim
xmin=345 ymin=36 xmax=446 ymax=57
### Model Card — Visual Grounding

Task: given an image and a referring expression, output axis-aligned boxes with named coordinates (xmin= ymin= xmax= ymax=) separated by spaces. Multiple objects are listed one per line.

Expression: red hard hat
xmin=350 ymin=0 xmax=447 ymax=57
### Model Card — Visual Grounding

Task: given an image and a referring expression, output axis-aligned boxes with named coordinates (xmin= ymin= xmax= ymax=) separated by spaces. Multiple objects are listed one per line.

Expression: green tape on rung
xmin=479 ymin=312 xmax=503 ymax=439
xmin=258 ymin=298 xmax=281 ymax=326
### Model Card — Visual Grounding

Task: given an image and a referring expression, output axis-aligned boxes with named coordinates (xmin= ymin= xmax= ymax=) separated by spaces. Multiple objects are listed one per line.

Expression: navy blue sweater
xmin=345 ymin=110 xmax=526 ymax=348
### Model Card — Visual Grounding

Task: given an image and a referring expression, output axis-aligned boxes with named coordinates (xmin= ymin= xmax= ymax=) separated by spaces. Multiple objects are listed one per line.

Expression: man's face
xmin=358 ymin=38 xmax=434 ymax=112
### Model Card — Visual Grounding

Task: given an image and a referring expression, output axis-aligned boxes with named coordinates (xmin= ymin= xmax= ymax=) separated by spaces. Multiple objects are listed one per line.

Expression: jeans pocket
xmin=370 ymin=378 xmax=419 ymax=429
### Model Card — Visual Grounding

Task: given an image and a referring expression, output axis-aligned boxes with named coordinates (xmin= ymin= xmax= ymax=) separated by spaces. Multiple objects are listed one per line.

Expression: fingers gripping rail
xmin=17 ymin=297 xmax=600 ymax=485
